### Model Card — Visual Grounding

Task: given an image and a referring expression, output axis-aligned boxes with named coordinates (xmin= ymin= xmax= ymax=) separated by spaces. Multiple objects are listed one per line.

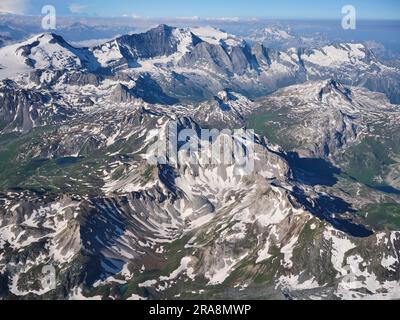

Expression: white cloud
xmin=208 ymin=17 xmax=241 ymax=22
xmin=176 ymin=16 xmax=200 ymax=21
xmin=0 ymin=0 xmax=28 ymax=15
xmin=69 ymin=3 xmax=87 ymax=14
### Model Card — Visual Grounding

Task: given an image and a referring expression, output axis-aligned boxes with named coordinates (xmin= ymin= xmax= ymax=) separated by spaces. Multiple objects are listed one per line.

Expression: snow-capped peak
xmin=262 ymin=27 xmax=294 ymax=40
xmin=190 ymin=26 xmax=244 ymax=47
xmin=301 ymin=42 xmax=373 ymax=67
xmin=249 ymin=26 xmax=295 ymax=43
xmin=0 ymin=32 xmax=98 ymax=80
xmin=32 ymin=32 xmax=65 ymax=44
xmin=91 ymin=24 xmax=202 ymax=69
xmin=318 ymin=79 xmax=352 ymax=102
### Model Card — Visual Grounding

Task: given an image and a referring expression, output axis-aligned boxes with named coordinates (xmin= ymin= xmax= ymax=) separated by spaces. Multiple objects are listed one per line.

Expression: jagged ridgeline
xmin=0 ymin=25 xmax=399 ymax=300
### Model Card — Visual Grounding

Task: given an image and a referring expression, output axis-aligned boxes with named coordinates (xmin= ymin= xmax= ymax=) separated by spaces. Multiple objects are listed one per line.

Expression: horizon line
xmin=1 ymin=13 xmax=400 ymax=22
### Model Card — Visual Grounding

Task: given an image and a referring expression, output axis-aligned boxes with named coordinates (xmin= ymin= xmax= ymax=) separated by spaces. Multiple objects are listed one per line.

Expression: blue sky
xmin=1 ymin=0 xmax=400 ymax=19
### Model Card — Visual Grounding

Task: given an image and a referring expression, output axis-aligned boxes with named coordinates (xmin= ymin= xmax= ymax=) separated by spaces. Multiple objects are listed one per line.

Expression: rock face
xmin=115 ymin=24 xmax=203 ymax=60
xmin=110 ymin=76 xmax=178 ymax=105
xmin=0 ymin=25 xmax=400 ymax=301
xmin=193 ymin=89 xmax=257 ymax=128
xmin=111 ymin=83 xmax=136 ymax=103
xmin=91 ymin=24 xmax=202 ymax=69
xmin=178 ymin=41 xmax=261 ymax=76
xmin=0 ymin=80 xmax=75 ymax=133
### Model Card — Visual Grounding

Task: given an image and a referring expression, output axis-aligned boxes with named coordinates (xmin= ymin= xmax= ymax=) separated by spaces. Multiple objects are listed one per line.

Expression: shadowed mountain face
xmin=110 ymin=75 xmax=178 ymax=105
xmin=285 ymin=152 xmax=342 ymax=187
xmin=0 ymin=80 xmax=77 ymax=133
xmin=0 ymin=25 xmax=400 ymax=301
xmin=115 ymin=24 xmax=203 ymax=60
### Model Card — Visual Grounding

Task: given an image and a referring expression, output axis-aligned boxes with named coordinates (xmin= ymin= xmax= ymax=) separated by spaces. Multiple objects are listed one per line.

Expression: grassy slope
xmin=0 ymin=128 xmax=105 ymax=195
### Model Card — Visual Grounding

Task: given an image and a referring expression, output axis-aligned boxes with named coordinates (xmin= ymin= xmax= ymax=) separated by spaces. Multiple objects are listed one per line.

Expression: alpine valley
xmin=0 ymin=24 xmax=400 ymax=301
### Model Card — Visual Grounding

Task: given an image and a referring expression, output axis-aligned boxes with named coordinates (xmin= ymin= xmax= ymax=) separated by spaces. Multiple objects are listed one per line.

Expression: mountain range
xmin=0 ymin=24 xmax=399 ymax=300
xmin=1 ymin=25 xmax=400 ymax=103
